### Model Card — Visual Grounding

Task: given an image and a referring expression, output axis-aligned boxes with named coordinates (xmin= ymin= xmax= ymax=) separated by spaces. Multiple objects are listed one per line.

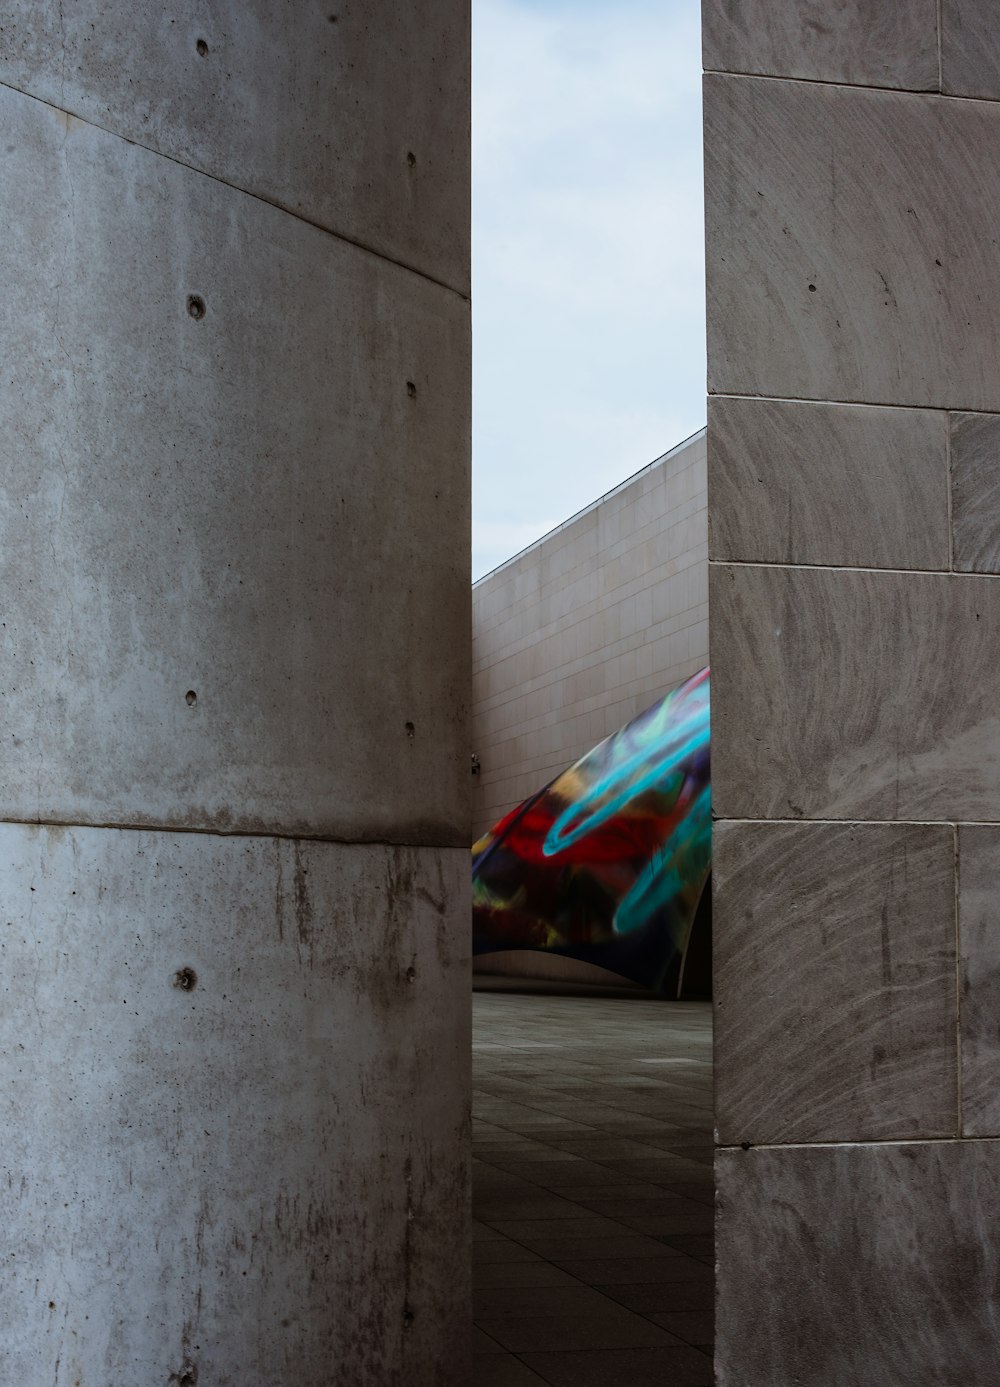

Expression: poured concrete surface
xmin=472 ymin=993 xmax=713 ymax=1386
xmin=0 ymin=825 xmax=470 ymax=1384
xmin=0 ymin=0 xmax=469 ymax=290
xmin=0 ymin=80 xmax=470 ymax=845
xmin=1 ymin=1 xmax=471 ymax=1378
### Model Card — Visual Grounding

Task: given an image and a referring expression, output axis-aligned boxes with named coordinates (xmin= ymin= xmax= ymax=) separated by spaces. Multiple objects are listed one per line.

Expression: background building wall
xmin=0 ymin=6 xmax=471 ymax=1384
xmin=472 ymin=430 xmax=707 ymax=840
xmin=705 ymin=4 xmax=1000 ymax=1379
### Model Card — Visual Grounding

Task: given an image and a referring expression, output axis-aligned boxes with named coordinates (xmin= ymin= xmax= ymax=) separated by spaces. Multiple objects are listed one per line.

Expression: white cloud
xmin=472 ymin=0 xmax=706 ymax=579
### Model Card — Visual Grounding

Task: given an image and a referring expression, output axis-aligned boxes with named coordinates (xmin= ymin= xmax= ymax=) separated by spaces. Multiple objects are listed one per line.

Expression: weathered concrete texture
xmin=714 ymin=821 xmax=957 ymax=1145
xmin=958 ymin=825 xmax=1000 ymax=1136
xmin=710 ymin=563 xmax=1000 ymax=822
xmin=716 ymin=1141 xmax=1000 ymax=1386
xmin=472 ymin=433 xmax=707 ymax=839
xmin=950 ymin=411 xmax=1000 ymax=573
xmin=942 ymin=0 xmax=1000 ymax=99
xmin=705 ymin=74 xmax=1000 ymax=410
xmin=708 ymin=396 xmax=949 ymax=570
xmin=0 ymin=81 xmax=470 ymax=845
xmin=0 ymin=1 xmax=469 ymax=292
xmin=0 ymin=824 xmax=470 ymax=1386
xmin=703 ymin=0 xmax=938 ymax=90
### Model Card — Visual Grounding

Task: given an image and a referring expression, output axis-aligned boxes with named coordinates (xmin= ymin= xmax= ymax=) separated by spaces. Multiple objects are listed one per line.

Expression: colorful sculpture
xmin=472 ymin=667 xmax=711 ymax=996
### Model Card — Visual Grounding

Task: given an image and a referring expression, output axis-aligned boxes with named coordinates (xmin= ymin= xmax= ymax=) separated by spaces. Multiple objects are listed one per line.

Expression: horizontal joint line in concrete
xmin=0 ymin=78 xmax=469 ymax=303
xmin=0 ymin=815 xmax=469 ymax=851
xmin=709 ymin=559 xmax=1000 ymax=579
xmin=709 ymin=391 xmax=1000 ymax=417
xmin=702 ymin=67 xmax=1000 ymax=109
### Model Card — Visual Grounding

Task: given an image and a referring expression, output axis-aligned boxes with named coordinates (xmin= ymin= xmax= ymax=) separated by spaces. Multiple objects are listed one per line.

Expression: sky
xmin=472 ymin=0 xmax=706 ymax=579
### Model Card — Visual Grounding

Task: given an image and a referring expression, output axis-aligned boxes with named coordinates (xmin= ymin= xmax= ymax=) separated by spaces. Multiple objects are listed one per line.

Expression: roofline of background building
xmin=472 ymin=425 xmax=708 ymax=588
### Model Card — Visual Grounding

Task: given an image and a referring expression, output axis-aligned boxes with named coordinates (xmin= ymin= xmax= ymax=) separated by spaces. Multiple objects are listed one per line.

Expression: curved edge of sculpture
xmin=472 ymin=666 xmax=711 ymax=997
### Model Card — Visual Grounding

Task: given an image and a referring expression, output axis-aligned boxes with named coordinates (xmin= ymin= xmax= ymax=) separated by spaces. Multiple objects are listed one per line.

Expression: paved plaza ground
xmin=472 ymin=990 xmax=714 ymax=1386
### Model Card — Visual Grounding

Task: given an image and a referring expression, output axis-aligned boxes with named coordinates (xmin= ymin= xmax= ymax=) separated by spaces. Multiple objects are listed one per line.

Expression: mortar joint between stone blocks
xmin=946 ymin=413 xmax=955 ymax=572
xmin=954 ymin=822 xmax=963 ymax=1136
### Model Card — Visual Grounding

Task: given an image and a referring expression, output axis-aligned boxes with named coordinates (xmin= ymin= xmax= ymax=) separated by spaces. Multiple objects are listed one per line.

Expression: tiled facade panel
xmin=950 ymin=411 xmax=1000 ymax=573
xmin=716 ymin=1141 xmax=1000 ymax=1386
xmin=704 ymin=0 xmax=1000 ymax=1378
xmin=471 ymin=434 xmax=707 ymax=838
xmin=941 ymin=0 xmax=1000 ymax=99
xmin=708 ymin=396 xmax=949 ymax=570
xmin=703 ymin=0 xmax=938 ymax=90
xmin=710 ymin=563 xmax=1000 ymax=823
xmin=705 ymin=74 xmax=1000 ymax=411
xmin=958 ymin=825 xmax=1000 ymax=1136
xmin=714 ymin=820 xmax=957 ymax=1145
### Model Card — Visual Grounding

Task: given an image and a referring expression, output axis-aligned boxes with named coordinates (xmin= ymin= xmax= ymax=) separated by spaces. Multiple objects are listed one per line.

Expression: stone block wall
xmin=705 ymin=3 xmax=1000 ymax=1379
xmin=472 ymin=432 xmax=707 ymax=840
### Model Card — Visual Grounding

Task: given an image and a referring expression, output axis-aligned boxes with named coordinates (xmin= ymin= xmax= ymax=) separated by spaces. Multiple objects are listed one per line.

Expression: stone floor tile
xmin=478 ymin=1146 xmax=585 ymax=1163
xmin=620 ymin=1211 xmax=714 ymax=1235
xmin=570 ymin=1195 xmax=703 ymax=1218
xmin=617 ymin=1281 xmax=714 ymax=1312
xmin=475 ymin=1239 xmax=545 ymax=1265
xmin=658 ymin=1234 xmax=714 ymax=1258
xmin=658 ymin=1182 xmax=714 ymax=1206
xmin=546 ymin=1183 xmax=673 ymax=1203
xmin=473 ymin=1284 xmax=618 ymax=1319
xmin=594 ymin=1158 xmax=710 ymax=1182
xmin=476 ymin=1308 xmax=677 ymax=1353
xmin=473 ymin=1355 xmax=551 ymax=1386
xmin=599 ymin=1275 xmax=714 ymax=1314
xmin=513 ymin=1235 xmax=680 ymax=1262
xmin=520 ymin=1346 xmax=714 ymax=1386
xmin=483 ymin=1160 xmax=611 ymax=1185
xmin=649 ymin=1310 xmax=715 ymax=1348
xmin=474 ymin=1262 xmax=582 ymax=1291
xmin=542 ymin=1139 xmax=666 ymax=1160
xmin=486 ymin=1216 xmax=630 ymax=1242
xmin=474 ymin=1197 xmax=585 ymax=1222
xmin=475 ymin=1220 xmax=511 ymax=1241
xmin=557 ymin=1258 xmax=707 ymax=1287
xmin=473 ymin=993 xmax=715 ymax=1381
xmin=474 ymin=1325 xmax=508 ymax=1353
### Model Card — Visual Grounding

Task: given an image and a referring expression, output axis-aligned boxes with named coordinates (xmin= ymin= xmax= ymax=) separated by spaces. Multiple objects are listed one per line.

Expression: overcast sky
xmin=472 ymin=0 xmax=706 ymax=579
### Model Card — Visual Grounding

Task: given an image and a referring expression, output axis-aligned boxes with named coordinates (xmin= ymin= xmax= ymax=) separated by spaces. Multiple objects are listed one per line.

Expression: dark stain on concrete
xmin=293 ymin=842 xmax=314 ymax=965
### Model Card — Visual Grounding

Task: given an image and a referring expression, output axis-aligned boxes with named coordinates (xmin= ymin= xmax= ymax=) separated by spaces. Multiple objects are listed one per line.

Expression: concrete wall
xmin=0 ymin=6 xmax=470 ymax=1384
xmin=705 ymin=4 xmax=1000 ymax=1379
xmin=472 ymin=431 xmax=707 ymax=840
